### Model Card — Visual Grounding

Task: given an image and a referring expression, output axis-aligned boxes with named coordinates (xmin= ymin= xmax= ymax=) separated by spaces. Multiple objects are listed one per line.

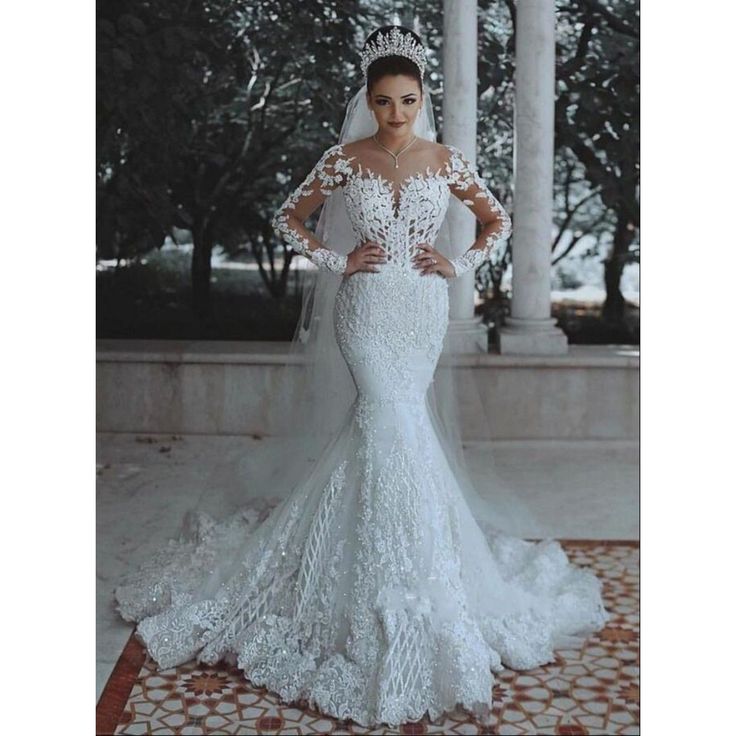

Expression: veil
xmin=216 ymin=84 xmax=538 ymax=539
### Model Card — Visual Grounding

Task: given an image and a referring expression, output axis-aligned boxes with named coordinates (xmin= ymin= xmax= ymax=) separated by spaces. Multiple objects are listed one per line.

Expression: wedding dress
xmin=113 ymin=133 xmax=612 ymax=728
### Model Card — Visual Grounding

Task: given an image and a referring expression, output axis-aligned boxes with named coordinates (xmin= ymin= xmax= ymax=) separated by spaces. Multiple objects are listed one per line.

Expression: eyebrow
xmin=375 ymin=93 xmax=418 ymax=100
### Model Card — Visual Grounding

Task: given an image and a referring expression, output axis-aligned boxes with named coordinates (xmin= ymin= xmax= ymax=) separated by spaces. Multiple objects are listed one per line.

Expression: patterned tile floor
xmin=97 ymin=540 xmax=639 ymax=736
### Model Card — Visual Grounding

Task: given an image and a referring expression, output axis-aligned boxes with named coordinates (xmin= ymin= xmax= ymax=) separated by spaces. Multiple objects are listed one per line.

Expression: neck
xmin=374 ymin=128 xmax=416 ymax=154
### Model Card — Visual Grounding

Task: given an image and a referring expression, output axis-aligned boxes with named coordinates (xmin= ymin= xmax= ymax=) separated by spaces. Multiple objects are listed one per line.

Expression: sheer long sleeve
xmin=271 ymin=144 xmax=352 ymax=274
xmin=443 ymin=145 xmax=512 ymax=277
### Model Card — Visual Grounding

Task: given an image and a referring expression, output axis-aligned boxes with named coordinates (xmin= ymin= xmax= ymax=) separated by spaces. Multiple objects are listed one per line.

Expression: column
xmin=442 ymin=0 xmax=488 ymax=353
xmin=497 ymin=0 xmax=568 ymax=354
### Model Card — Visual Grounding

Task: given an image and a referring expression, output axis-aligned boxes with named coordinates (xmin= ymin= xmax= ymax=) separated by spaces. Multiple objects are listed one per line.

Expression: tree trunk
xmin=602 ymin=212 xmax=634 ymax=324
xmin=191 ymin=226 xmax=214 ymax=321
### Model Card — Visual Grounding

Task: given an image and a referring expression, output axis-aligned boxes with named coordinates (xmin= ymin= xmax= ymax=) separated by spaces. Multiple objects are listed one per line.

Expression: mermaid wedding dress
xmin=114 ymin=141 xmax=612 ymax=728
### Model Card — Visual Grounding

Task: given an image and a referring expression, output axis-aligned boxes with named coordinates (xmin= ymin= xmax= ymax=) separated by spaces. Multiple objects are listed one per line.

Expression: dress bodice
xmin=341 ymin=163 xmax=451 ymax=268
xmin=271 ymin=141 xmax=512 ymax=276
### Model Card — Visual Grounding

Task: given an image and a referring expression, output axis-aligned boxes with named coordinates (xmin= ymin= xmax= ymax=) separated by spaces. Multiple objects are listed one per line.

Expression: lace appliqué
xmin=342 ymin=165 xmax=449 ymax=270
xmin=310 ymin=247 xmax=348 ymax=274
xmin=443 ymin=145 xmax=512 ymax=277
xmin=271 ymin=144 xmax=354 ymax=274
xmin=116 ymin=139 xmax=612 ymax=729
xmin=272 ymin=142 xmax=509 ymax=278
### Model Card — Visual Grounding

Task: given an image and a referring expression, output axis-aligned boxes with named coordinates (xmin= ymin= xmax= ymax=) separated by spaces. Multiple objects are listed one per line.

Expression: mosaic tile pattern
xmin=97 ymin=540 xmax=639 ymax=736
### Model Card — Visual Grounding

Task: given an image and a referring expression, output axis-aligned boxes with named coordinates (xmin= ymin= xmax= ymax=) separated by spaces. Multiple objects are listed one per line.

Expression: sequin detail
xmin=115 ymin=144 xmax=610 ymax=729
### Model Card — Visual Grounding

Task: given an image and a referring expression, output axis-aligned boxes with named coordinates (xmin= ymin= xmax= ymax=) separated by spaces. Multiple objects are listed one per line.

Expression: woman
xmin=115 ymin=25 xmax=611 ymax=728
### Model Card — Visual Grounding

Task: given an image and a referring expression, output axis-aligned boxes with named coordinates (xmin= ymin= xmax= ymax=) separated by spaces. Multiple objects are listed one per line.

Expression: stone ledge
xmin=96 ymin=339 xmax=639 ymax=369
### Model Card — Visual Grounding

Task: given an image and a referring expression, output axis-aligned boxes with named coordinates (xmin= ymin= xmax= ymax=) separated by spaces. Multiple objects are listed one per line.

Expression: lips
xmin=389 ymin=122 xmax=405 ymax=127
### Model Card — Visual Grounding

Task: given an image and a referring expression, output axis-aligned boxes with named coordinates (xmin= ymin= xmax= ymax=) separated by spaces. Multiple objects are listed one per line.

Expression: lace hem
xmin=117 ymin=513 xmax=611 ymax=729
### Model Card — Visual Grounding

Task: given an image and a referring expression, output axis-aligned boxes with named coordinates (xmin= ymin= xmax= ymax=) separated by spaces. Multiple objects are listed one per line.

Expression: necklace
xmin=372 ymin=133 xmax=418 ymax=169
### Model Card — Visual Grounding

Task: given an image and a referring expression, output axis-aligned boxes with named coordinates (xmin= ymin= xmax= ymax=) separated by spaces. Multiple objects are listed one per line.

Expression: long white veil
xmin=217 ymin=84 xmax=534 ymax=538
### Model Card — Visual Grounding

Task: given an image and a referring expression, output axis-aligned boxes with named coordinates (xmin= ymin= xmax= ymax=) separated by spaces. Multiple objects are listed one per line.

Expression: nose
xmin=389 ymin=103 xmax=405 ymax=121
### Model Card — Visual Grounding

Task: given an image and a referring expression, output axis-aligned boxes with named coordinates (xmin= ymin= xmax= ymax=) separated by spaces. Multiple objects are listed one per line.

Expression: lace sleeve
xmin=443 ymin=145 xmax=512 ymax=277
xmin=271 ymin=144 xmax=353 ymax=274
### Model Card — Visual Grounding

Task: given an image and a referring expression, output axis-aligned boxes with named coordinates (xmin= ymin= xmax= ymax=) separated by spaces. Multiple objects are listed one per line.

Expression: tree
xmin=99 ymin=0 xmax=639 ymax=333
xmin=555 ymin=0 xmax=640 ymax=322
xmin=98 ymin=0 xmax=364 ymax=323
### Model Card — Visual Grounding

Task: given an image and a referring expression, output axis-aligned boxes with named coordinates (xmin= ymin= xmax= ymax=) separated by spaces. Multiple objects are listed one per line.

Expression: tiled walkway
xmin=97 ymin=541 xmax=639 ymax=736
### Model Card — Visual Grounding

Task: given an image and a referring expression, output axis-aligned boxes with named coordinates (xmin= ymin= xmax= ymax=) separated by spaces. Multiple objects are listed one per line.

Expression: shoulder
xmin=308 ymin=144 xmax=356 ymax=188
xmin=440 ymin=143 xmax=471 ymax=165
xmin=416 ymin=140 xmax=451 ymax=168
xmin=319 ymin=143 xmax=358 ymax=168
xmin=311 ymin=143 xmax=354 ymax=171
xmin=439 ymin=144 xmax=480 ymax=183
xmin=318 ymin=143 xmax=346 ymax=161
xmin=340 ymin=139 xmax=373 ymax=159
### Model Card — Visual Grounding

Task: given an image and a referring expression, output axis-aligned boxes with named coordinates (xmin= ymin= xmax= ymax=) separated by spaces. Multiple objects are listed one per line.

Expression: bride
xmin=114 ymin=25 xmax=611 ymax=728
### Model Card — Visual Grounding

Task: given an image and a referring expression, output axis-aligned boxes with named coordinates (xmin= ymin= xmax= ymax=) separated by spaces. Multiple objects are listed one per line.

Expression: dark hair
xmin=363 ymin=25 xmax=424 ymax=95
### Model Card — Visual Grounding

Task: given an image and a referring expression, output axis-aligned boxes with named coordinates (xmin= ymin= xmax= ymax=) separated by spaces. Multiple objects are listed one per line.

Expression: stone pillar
xmin=497 ymin=0 xmax=568 ymax=354
xmin=442 ymin=0 xmax=488 ymax=353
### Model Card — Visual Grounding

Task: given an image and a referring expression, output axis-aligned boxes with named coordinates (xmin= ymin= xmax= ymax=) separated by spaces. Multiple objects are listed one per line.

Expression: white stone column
xmin=497 ymin=0 xmax=568 ymax=354
xmin=442 ymin=0 xmax=487 ymax=353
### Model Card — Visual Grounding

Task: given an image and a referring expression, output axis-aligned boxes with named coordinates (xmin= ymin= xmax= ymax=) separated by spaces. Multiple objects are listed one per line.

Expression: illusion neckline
xmin=346 ymin=162 xmax=448 ymax=218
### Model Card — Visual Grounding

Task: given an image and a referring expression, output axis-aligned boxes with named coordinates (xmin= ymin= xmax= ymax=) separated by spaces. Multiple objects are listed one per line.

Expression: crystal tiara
xmin=360 ymin=26 xmax=427 ymax=80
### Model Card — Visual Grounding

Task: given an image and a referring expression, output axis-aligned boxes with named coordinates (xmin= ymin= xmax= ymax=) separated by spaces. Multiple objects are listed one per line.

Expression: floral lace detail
xmin=443 ymin=144 xmax=512 ymax=277
xmin=116 ymin=141 xmax=610 ymax=729
xmin=341 ymin=164 xmax=450 ymax=270
xmin=271 ymin=142 xmax=511 ymax=279
xmin=271 ymin=144 xmax=353 ymax=273
xmin=310 ymin=247 xmax=348 ymax=274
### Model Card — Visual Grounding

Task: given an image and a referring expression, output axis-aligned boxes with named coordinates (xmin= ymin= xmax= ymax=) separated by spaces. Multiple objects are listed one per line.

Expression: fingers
xmin=361 ymin=240 xmax=386 ymax=251
xmin=412 ymin=248 xmax=443 ymax=274
xmin=360 ymin=242 xmax=388 ymax=267
xmin=411 ymin=243 xmax=436 ymax=266
xmin=359 ymin=256 xmax=386 ymax=273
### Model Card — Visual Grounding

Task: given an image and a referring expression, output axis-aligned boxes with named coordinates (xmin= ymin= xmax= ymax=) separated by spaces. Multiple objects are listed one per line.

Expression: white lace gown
xmin=114 ymin=143 xmax=612 ymax=728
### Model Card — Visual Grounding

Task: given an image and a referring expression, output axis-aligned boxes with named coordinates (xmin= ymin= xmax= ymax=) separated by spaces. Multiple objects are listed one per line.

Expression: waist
xmin=339 ymin=264 xmax=449 ymax=299
xmin=349 ymin=260 xmax=447 ymax=280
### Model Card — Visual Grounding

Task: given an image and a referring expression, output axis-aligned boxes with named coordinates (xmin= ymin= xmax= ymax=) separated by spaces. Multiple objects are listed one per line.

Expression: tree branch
xmin=577 ymin=0 xmax=639 ymax=39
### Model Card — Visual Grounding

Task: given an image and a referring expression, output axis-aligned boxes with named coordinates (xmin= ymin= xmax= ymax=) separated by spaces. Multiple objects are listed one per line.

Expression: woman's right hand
xmin=345 ymin=240 xmax=388 ymax=276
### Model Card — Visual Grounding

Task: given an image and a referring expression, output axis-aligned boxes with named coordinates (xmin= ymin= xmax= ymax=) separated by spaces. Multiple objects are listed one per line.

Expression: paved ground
xmin=96 ymin=431 xmax=638 ymax=701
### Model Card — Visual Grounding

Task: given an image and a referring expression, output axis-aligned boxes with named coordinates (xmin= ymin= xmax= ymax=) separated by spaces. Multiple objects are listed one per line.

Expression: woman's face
xmin=367 ymin=74 xmax=423 ymax=135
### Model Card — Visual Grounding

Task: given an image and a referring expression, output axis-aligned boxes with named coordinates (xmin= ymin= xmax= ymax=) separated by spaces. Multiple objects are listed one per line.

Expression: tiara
xmin=360 ymin=27 xmax=426 ymax=80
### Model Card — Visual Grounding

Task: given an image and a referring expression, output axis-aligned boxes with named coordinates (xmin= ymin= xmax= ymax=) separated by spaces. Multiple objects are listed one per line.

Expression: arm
xmin=271 ymin=144 xmax=353 ymax=274
xmin=443 ymin=145 xmax=512 ymax=277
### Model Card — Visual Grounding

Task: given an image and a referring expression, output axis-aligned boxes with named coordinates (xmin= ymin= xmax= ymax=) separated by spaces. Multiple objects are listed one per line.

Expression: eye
xmin=403 ymin=98 xmax=417 ymax=105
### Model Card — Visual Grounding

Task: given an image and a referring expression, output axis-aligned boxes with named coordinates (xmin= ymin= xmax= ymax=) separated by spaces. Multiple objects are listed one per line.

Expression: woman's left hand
xmin=411 ymin=243 xmax=455 ymax=278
